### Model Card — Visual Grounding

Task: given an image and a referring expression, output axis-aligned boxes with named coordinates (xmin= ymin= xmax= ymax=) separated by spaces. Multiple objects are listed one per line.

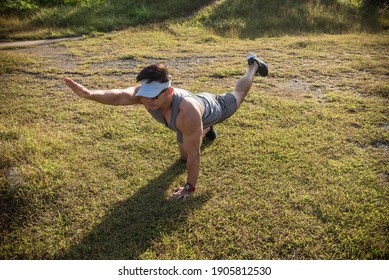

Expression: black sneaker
xmin=247 ymin=54 xmax=268 ymax=77
xmin=205 ymin=126 xmax=217 ymax=142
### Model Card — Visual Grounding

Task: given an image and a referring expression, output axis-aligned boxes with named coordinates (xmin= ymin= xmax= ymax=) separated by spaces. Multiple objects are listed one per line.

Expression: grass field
xmin=0 ymin=2 xmax=388 ymax=260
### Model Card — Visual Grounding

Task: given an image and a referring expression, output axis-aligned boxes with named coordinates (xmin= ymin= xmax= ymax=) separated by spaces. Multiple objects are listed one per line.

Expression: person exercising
xmin=64 ymin=54 xmax=268 ymax=200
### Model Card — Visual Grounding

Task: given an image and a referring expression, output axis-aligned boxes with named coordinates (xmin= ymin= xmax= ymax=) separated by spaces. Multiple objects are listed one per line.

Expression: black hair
xmin=136 ymin=64 xmax=171 ymax=83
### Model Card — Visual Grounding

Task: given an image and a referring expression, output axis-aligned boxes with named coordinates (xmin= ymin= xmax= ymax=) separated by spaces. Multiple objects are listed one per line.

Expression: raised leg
xmin=232 ymin=63 xmax=259 ymax=108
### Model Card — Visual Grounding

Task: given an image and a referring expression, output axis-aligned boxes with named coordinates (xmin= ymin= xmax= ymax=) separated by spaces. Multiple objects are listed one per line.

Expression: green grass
xmin=0 ymin=25 xmax=388 ymax=259
xmin=0 ymin=0 xmax=213 ymax=40
xmin=1 ymin=0 xmax=388 ymax=40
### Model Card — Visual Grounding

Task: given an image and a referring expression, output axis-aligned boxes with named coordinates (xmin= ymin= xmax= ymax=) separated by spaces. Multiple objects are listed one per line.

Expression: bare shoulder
xmin=176 ymin=97 xmax=203 ymax=133
xmin=181 ymin=97 xmax=202 ymax=118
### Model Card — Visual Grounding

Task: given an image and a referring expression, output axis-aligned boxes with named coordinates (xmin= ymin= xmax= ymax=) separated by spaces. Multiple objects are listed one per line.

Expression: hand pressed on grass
xmin=171 ymin=187 xmax=193 ymax=201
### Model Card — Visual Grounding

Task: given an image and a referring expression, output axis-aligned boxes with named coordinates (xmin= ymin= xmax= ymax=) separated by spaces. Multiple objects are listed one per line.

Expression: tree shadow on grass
xmin=60 ymin=159 xmax=210 ymax=259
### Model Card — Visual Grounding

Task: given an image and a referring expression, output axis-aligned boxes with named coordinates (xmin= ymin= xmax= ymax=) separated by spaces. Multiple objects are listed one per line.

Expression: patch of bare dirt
xmin=269 ymin=78 xmax=328 ymax=100
xmin=0 ymin=37 xmax=82 ymax=48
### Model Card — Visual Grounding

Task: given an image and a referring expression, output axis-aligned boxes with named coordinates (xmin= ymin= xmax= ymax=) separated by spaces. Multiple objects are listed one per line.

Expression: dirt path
xmin=0 ymin=37 xmax=83 ymax=48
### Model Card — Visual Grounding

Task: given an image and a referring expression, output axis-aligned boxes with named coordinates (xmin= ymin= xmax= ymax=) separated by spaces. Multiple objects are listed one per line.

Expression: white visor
xmin=135 ymin=80 xmax=171 ymax=98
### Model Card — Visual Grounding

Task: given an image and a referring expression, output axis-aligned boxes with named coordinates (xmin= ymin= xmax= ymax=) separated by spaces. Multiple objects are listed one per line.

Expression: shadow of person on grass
xmin=60 ymin=159 xmax=210 ymax=259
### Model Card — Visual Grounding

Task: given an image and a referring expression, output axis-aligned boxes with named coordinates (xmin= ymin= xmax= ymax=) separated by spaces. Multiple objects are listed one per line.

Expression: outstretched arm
xmin=64 ymin=77 xmax=142 ymax=106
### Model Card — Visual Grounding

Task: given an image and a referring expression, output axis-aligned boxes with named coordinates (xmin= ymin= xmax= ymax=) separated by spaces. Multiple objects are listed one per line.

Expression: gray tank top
xmin=147 ymin=88 xmax=221 ymax=132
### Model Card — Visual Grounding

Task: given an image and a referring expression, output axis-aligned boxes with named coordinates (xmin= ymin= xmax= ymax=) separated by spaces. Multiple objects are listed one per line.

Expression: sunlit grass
xmin=1 ymin=0 xmax=387 ymax=40
xmin=1 ymin=27 xmax=388 ymax=259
